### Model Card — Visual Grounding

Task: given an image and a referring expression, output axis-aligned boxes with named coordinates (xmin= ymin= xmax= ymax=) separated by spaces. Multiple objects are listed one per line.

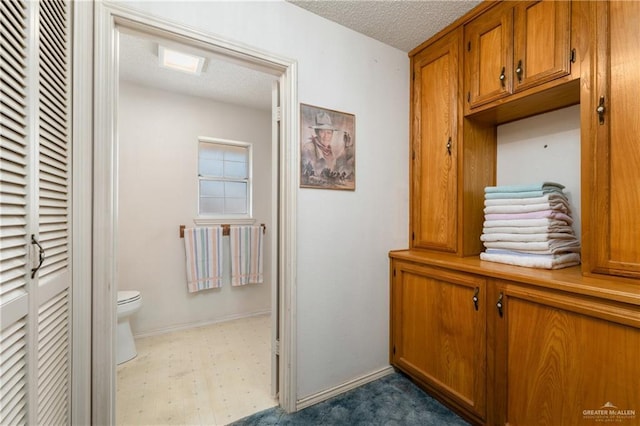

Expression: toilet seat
xmin=118 ymin=290 xmax=141 ymax=305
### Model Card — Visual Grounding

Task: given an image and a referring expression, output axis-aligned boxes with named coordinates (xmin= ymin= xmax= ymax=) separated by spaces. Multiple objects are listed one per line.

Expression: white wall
xmin=117 ymin=81 xmax=274 ymax=335
xmin=117 ymin=0 xmax=411 ymax=400
xmin=497 ymin=105 xmax=581 ymax=239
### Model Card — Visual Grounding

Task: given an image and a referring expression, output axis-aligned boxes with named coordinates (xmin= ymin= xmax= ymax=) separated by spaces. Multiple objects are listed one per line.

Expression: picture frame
xmin=300 ymin=104 xmax=355 ymax=190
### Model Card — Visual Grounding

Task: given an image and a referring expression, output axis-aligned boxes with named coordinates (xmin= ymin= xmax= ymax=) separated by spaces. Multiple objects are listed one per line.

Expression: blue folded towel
xmin=485 ymin=182 xmax=565 ymax=194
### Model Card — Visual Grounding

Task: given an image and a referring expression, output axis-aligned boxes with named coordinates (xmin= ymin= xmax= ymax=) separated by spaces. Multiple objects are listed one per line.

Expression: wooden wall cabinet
xmin=464 ymin=0 xmax=572 ymax=112
xmin=488 ymin=279 xmax=640 ymax=425
xmin=582 ymin=0 xmax=640 ymax=279
xmin=390 ymin=259 xmax=487 ymax=424
xmin=410 ymin=29 xmax=461 ymax=253
xmin=410 ymin=28 xmax=495 ymax=256
xmin=397 ymin=1 xmax=640 ymax=424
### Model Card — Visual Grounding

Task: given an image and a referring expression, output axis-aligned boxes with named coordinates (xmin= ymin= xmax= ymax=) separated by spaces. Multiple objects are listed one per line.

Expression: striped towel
xmin=229 ymin=225 xmax=264 ymax=286
xmin=183 ymin=227 xmax=224 ymax=292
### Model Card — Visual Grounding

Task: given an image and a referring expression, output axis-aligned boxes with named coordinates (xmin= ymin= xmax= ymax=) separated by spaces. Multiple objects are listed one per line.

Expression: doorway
xmin=91 ymin=4 xmax=298 ymax=424
xmin=115 ymin=27 xmax=277 ymax=424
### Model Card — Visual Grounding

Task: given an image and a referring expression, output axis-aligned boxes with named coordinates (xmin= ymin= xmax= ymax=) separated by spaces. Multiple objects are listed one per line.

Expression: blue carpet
xmin=229 ymin=372 xmax=470 ymax=425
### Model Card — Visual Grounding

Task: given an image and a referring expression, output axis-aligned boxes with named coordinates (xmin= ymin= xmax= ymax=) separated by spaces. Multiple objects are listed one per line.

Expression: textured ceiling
xmin=118 ymin=1 xmax=480 ymax=109
xmin=287 ymin=0 xmax=481 ymax=52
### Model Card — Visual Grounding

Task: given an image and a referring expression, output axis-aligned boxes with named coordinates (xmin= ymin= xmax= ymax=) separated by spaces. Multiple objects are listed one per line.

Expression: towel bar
xmin=179 ymin=224 xmax=266 ymax=238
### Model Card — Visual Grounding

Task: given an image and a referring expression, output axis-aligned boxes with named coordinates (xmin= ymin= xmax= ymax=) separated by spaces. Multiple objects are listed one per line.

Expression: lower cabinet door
xmin=391 ymin=260 xmax=486 ymax=423
xmin=491 ymin=280 xmax=640 ymax=425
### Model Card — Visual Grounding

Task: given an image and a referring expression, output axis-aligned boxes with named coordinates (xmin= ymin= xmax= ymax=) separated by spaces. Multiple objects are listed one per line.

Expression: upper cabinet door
xmin=465 ymin=0 xmax=573 ymax=113
xmin=411 ymin=29 xmax=461 ymax=252
xmin=464 ymin=2 xmax=513 ymax=109
xmin=586 ymin=0 xmax=640 ymax=278
xmin=512 ymin=1 xmax=571 ymax=92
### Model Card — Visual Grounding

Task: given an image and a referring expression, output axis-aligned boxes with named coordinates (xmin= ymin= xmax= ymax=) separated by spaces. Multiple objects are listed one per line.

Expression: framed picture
xmin=300 ymin=104 xmax=355 ymax=190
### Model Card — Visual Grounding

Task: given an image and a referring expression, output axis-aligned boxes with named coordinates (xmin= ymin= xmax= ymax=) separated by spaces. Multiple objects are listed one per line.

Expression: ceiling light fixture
xmin=158 ymin=45 xmax=205 ymax=75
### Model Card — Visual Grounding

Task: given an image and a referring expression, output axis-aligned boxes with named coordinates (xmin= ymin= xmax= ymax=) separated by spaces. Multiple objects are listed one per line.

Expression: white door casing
xmin=91 ymin=3 xmax=299 ymax=424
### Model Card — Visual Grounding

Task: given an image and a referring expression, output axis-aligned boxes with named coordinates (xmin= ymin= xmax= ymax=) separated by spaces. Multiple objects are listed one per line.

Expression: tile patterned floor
xmin=116 ymin=314 xmax=278 ymax=425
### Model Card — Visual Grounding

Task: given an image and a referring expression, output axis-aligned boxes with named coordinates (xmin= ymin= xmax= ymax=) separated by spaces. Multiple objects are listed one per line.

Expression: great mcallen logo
xmin=583 ymin=402 xmax=636 ymax=422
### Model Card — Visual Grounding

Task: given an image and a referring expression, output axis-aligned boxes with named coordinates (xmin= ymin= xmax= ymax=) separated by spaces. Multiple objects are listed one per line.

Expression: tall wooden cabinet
xmin=410 ymin=27 xmax=495 ymax=256
xmin=583 ymin=0 xmax=640 ymax=278
xmin=411 ymin=29 xmax=460 ymax=252
xmin=393 ymin=1 xmax=640 ymax=425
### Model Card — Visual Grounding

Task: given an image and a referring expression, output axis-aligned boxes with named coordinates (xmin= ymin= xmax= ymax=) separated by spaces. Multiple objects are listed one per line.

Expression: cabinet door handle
xmin=31 ymin=234 xmax=45 ymax=278
xmin=499 ymin=66 xmax=506 ymax=87
xmin=496 ymin=292 xmax=504 ymax=318
xmin=515 ymin=60 xmax=523 ymax=83
xmin=446 ymin=137 xmax=452 ymax=156
xmin=597 ymin=96 xmax=606 ymax=124
xmin=472 ymin=287 xmax=479 ymax=311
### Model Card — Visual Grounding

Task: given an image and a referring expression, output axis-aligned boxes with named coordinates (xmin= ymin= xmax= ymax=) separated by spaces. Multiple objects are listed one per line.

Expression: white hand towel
xmin=484 ymin=193 xmax=568 ymax=207
xmin=482 ymin=240 xmax=581 ymax=254
xmin=483 ymin=199 xmax=570 ymax=214
xmin=483 ymin=218 xmax=571 ymax=228
xmin=480 ymin=251 xmax=581 ymax=269
xmin=482 ymin=225 xmax=575 ymax=234
xmin=481 ymin=233 xmax=577 ymax=242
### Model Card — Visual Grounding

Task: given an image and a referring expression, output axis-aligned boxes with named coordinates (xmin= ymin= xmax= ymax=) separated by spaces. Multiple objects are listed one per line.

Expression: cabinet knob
xmin=473 ymin=287 xmax=479 ymax=311
xmin=515 ymin=60 xmax=523 ymax=83
xmin=496 ymin=292 xmax=504 ymax=317
xmin=499 ymin=67 xmax=506 ymax=88
xmin=597 ymin=96 xmax=606 ymax=125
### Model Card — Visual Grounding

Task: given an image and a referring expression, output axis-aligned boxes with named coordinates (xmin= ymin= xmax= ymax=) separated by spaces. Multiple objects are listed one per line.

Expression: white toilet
xmin=117 ymin=290 xmax=142 ymax=364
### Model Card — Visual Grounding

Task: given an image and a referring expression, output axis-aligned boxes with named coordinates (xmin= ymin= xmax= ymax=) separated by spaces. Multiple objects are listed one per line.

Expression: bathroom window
xmin=198 ymin=137 xmax=252 ymax=218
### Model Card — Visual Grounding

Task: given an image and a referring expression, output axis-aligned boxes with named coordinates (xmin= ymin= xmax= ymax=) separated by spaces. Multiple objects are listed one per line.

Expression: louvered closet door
xmin=1 ymin=1 xmax=72 ymax=424
xmin=1 ymin=0 xmax=31 ymax=424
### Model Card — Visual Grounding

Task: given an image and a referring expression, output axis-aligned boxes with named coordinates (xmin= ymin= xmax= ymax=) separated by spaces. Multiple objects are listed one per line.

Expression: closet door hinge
xmin=570 ymin=48 xmax=576 ymax=63
xmin=393 ymin=268 xmax=396 ymax=277
xmin=393 ymin=345 xmax=396 ymax=355
xmin=274 ymin=106 xmax=282 ymax=122
xmin=274 ymin=339 xmax=280 ymax=355
xmin=412 ymin=232 xmax=415 ymax=241
xmin=467 ymin=41 xmax=471 ymax=52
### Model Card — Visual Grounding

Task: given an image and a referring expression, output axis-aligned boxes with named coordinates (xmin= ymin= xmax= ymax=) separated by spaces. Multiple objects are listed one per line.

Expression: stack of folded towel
xmin=480 ymin=182 xmax=581 ymax=270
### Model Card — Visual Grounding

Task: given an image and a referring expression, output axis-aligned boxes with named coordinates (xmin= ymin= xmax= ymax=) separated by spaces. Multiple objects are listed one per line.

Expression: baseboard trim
xmin=296 ymin=365 xmax=395 ymax=411
xmin=133 ymin=309 xmax=271 ymax=339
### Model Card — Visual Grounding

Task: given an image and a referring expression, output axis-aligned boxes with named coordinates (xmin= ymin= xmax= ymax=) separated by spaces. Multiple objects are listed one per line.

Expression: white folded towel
xmin=485 ymin=189 xmax=564 ymax=199
xmin=483 ymin=199 xmax=570 ymax=214
xmin=484 ymin=193 xmax=568 ymax=207
xmin=481 ymin=233 xmax=577 ymax=242
xmin=483 ymin=240 xmax=581 ymax=254
xmin=482 ymin=225 xmax=575 ymax=234
xmin=483 ymin=218 xmax=571 ymax=228
xmin=480 ymin=251 xmax=581 ymax=269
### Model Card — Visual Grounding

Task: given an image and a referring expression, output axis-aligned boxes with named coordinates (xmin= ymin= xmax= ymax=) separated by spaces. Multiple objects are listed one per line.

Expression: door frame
xmin=89 ymin=3 xmax=298 ymax=423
